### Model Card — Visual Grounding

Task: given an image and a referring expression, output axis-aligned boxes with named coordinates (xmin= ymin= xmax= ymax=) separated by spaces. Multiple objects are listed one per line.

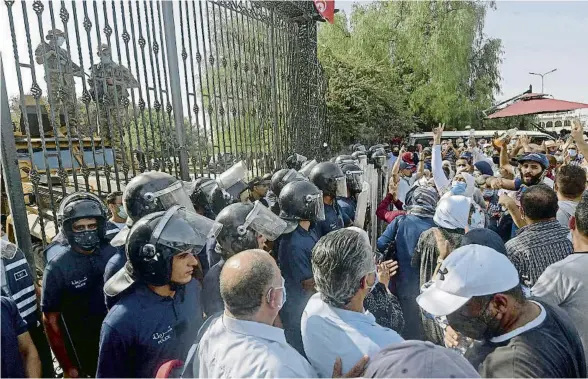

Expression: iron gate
xmin=0 ymin=0 xmax=328 ymax=258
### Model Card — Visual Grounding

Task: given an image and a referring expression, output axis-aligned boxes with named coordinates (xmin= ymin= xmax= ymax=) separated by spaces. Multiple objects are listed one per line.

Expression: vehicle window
xmin=82 ymin=149 xmax=115 ymax=168
xmin=29 ymin=150 xmax=77 ymax=170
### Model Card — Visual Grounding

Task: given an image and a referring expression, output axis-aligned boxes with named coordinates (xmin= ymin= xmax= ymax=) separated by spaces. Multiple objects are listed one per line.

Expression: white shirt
xmin=532 ymin=254 xmax=588 ymax=363
xmin=197 ymin=314 xmax=317 ymax=378
xmin=397 ymin=175 xmax=417 ymax=205
xmin=301 ymin=293 xmax=404 ymax=377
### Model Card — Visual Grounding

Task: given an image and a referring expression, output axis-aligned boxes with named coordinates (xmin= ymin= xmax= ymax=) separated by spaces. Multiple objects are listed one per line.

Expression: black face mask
xmin=522 ymin=170 xmax=544 ymax=186
xmin=446 ymin=299 xmax=502 ymax=341
xmin=71 ymin=230 xmax=100 ymax=251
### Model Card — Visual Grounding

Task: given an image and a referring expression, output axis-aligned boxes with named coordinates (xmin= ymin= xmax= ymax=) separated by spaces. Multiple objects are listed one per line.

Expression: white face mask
xmin=55 ymin=37 xmax=65 ymax=47
xmin=568 ymin=149 xmax=577 ymax=158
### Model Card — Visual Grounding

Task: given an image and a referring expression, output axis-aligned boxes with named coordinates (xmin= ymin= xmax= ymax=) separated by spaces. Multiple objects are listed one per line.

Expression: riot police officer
xmin=309 ymin=162 xmax=351 ymax=237
xmin=41 ymin=192 xmax=117 ymax=377
xmin=277 ymin=180 xmax=325 ymax=354
xmin=337 ymin=162 xmax=364 ymax=222
xmin=190 ymin=177 xmax=220 ymax=220
xmin=286 ymin=153 xmax=308 ymax=171
xmin=201 ymin=202 xmax=287 ymax=317
xmin=268 ymin=168 xmax=307 ymax=215
xmin=98 ymin=206 xmax=219 ymax=378
xmin=103 ymin=171 xmax=200 ymax=308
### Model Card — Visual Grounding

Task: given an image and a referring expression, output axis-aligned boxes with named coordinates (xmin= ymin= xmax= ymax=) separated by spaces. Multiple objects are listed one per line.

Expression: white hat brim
xmin=417 ymin=281 xmax=471 ymax=317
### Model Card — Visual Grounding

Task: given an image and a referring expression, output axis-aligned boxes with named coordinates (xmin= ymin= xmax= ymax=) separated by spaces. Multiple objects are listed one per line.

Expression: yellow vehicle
xmin=1 ymin=96 xmax=124 ymax=274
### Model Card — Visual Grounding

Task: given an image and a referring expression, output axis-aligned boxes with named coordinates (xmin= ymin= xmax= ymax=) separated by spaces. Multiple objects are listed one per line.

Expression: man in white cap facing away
xmin=417 ymin=244 xmax=586 ymax=378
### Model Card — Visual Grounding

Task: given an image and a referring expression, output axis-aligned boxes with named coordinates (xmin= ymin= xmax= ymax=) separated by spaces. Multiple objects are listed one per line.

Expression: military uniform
xmin=34 ymin=29 xmax=83 ymax=129
xmin=88 ymin=44 xmax=138 ymax=161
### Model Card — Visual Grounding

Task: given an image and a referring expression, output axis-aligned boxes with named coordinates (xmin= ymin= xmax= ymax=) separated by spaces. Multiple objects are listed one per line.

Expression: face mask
xmin=483 ymin=189 xmax=495 ymax=198
xmin=101 ymin=55 xmax=112 ymax=64
xmin=55 ymin=37 xmax=65 ymax=47
xmin=568 ymin=149 xmax=577 ymax=157
xmin=117 ymin=205 xmax=127 ymax=219
xmin=71 ymin=230 xmax=100 ymax=251
xmin=280 ymin=286 xmax=287 ymax=309
xmin=447 ymin=300 xmax=501 ymax=340
xmin=451 ymin=181 xmax=467 ymax=195
xmin=1 ymin=234 xmax=8 ymax=242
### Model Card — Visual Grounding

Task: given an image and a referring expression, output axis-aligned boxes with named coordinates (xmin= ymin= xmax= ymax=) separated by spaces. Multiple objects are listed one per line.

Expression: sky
xmin=337 ymin=0 xmax=588 ymax=104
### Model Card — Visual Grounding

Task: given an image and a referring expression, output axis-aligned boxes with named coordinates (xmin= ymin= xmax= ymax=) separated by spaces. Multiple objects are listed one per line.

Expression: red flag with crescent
xmin=313 ymin=0 xmax=335 ymax=24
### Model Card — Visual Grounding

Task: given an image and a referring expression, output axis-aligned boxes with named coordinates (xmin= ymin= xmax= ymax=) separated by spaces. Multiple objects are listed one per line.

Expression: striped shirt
xmin=1 ymin=241 xmax=38 ymax=327
xmin=506 ymin=220 xmax=573 ymax=287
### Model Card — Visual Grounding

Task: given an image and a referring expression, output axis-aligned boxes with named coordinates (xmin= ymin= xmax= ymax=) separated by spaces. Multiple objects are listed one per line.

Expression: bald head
xmin=220 ymin=249 xmax=278 ymax=317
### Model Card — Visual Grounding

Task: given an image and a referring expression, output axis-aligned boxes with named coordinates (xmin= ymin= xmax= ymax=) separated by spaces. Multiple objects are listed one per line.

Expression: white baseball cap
xmin=417 ymin=244 xmax=520 ymax=317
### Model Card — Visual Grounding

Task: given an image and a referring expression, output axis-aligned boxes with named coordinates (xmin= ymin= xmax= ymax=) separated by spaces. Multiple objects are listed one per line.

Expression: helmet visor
xmin=345 ymin=170 xmax=364 ymax=193
xmin=334 ymin=176 xmax=348 ymax=197
xmin=151 ymin=205 xmax=222 ymax=253
xmin=218 ymin=161 xmax=248 ymax=190
xmin=241 ymin=201 xmax=288 ymax=241
xmin=299 ymin=159 xmax=318 ymax=177
xmin=294 ymin=153 xmax=307 ymax=163
xmin=149 ymin=180 xmax=197 ymax=215
xmin=282 ymin=169 xmax=306 ymax=183
xmin=305 ymin=192 xmax=326 ymax=221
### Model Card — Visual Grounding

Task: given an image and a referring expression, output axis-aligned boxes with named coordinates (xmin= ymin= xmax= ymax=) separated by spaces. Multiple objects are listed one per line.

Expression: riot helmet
xmin=298 ymin=159 xmax=318 ymax=178
xmin=286 ymin=153 xmax=308 ymax=171
xmin=279 ymin=180 xmax=325 ymax=232
xmin=352 ymin=144 xmax=366 ymax=153
xmin=190 ymin=177 xmax=218 ymax=219
xmin=104 ymin=206 xmax=222 ymax=296
xmin=215 ymin=201 xmax=287 ymax=260
xmin=370 ymin=148 xmax=387 ymax=169
xmin=351 ymin=151 xmax=368 ymax=166
xmin=58 ymin=192 xmax=108 ymax=251
xmin=217 ymin=161 xmax=249 ymax=201
xmin=309 ymin=162 xmax=347 ymax=198
xmin=270 ymin=168 xmax=307 ymax=198
xmin=340 ymin=163 xmax=364 ymax=195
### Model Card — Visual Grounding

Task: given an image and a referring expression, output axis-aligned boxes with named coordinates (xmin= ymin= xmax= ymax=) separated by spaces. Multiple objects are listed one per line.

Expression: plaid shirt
xmin=506 ymin=220 xmax=572 ymax=287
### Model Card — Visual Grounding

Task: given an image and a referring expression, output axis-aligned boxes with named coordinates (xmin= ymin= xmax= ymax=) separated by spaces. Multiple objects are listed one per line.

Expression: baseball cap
xmin=517 ymin=152 xmax=549 ymax=169
xmin=401 ymin=152 xmax=414 ymax=165
xmin=417 ymin=244 xmax=519 ymax=317
xmin=399 ymin=161 xmax=416 ymax=171
xmin=365 ymin=340 xmax=480 ymax=378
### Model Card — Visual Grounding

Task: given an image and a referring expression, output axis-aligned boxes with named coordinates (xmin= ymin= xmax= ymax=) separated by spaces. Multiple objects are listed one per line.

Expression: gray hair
xmin=312 ymin=228 xmax=374 ymax=308
xmin=220 ymin=250 xmax=274 ymax=317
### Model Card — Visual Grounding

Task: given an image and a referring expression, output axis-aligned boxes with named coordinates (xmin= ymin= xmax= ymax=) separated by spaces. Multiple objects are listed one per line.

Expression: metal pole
xmin=162 ymin=1 xmax=190 ymax=180
xmin=541 ymin=75 xmax=544 ymax=93
xmin=0 ymin=54 xmax=34 ymax=269
xmin=269 ymin=9 xmax=281 ymax=169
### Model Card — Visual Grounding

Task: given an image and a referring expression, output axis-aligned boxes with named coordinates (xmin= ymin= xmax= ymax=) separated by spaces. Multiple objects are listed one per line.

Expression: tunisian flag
xmin=313 ymin=0 xmax=335 ymax=24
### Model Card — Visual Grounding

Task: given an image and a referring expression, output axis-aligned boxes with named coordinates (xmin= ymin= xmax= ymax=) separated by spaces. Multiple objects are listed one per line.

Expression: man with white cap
xmin=417 ymin=244 xmax=586 ymax=378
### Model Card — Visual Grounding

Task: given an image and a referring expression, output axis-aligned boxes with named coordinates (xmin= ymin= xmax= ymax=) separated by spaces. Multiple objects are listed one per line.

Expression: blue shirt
xmin=97 ymin=279 xmax=204 ymax=378
xmin=377 ymin=215 xmax=435 ymax=297
xmin=302 ymin=293 xmax=404 ymax=377
xmin=201 ymin=260 xmax=225 ymax=317
xmin=41 ymin=243 xmax=117 ymax=373
xmin=1 ymin=296 xmax=28 ymax=378
xmin=278 ymin=225 xmax=319 ymax=353
xmin=103 ymin=246 xmax=127 ymax=309
xmin=316 ymin=202 xmax=345 ymax=237
xmin=337 ymin=197 xmax=357 ymax=223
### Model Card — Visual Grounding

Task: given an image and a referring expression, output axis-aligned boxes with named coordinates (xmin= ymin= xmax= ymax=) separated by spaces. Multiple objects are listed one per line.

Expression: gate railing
xmin=1 ymin=0 xmax=327 ymax=256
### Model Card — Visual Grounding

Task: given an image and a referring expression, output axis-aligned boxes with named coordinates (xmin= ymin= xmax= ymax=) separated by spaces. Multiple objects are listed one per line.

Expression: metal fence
xmin=1 ymin=0 xmax=327 ymax=256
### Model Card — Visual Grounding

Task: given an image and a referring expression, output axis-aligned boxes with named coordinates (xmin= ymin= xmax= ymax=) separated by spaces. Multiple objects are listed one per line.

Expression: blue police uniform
xmin=337 ymin=197 xmax=357 ymax=223
xmin=201 ymin=260 xmax=225 ymax=317
xmin=315 ymin=201 xmax=345 ymax=237
xmin=2 ymin=244 xmax=55 ymax=377
xmin=96 ymin=279 xmax=203 ymax=378
xmin=206 ymin=238 xmax=222 ymax=268
xmin=278 ymin=225 xmax=319 ymax=355
xmin=41 ymin=243 xmax=117 ymax=375
xmin=1 ymin=296 xmax=28 ymax=378
xmin=103 ymin=246 xmax=127 ymax=309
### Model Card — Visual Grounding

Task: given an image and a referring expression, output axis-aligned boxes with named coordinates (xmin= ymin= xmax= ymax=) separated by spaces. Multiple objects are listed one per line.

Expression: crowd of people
xmin=1 ymin=119 xmax=588 ymax=378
